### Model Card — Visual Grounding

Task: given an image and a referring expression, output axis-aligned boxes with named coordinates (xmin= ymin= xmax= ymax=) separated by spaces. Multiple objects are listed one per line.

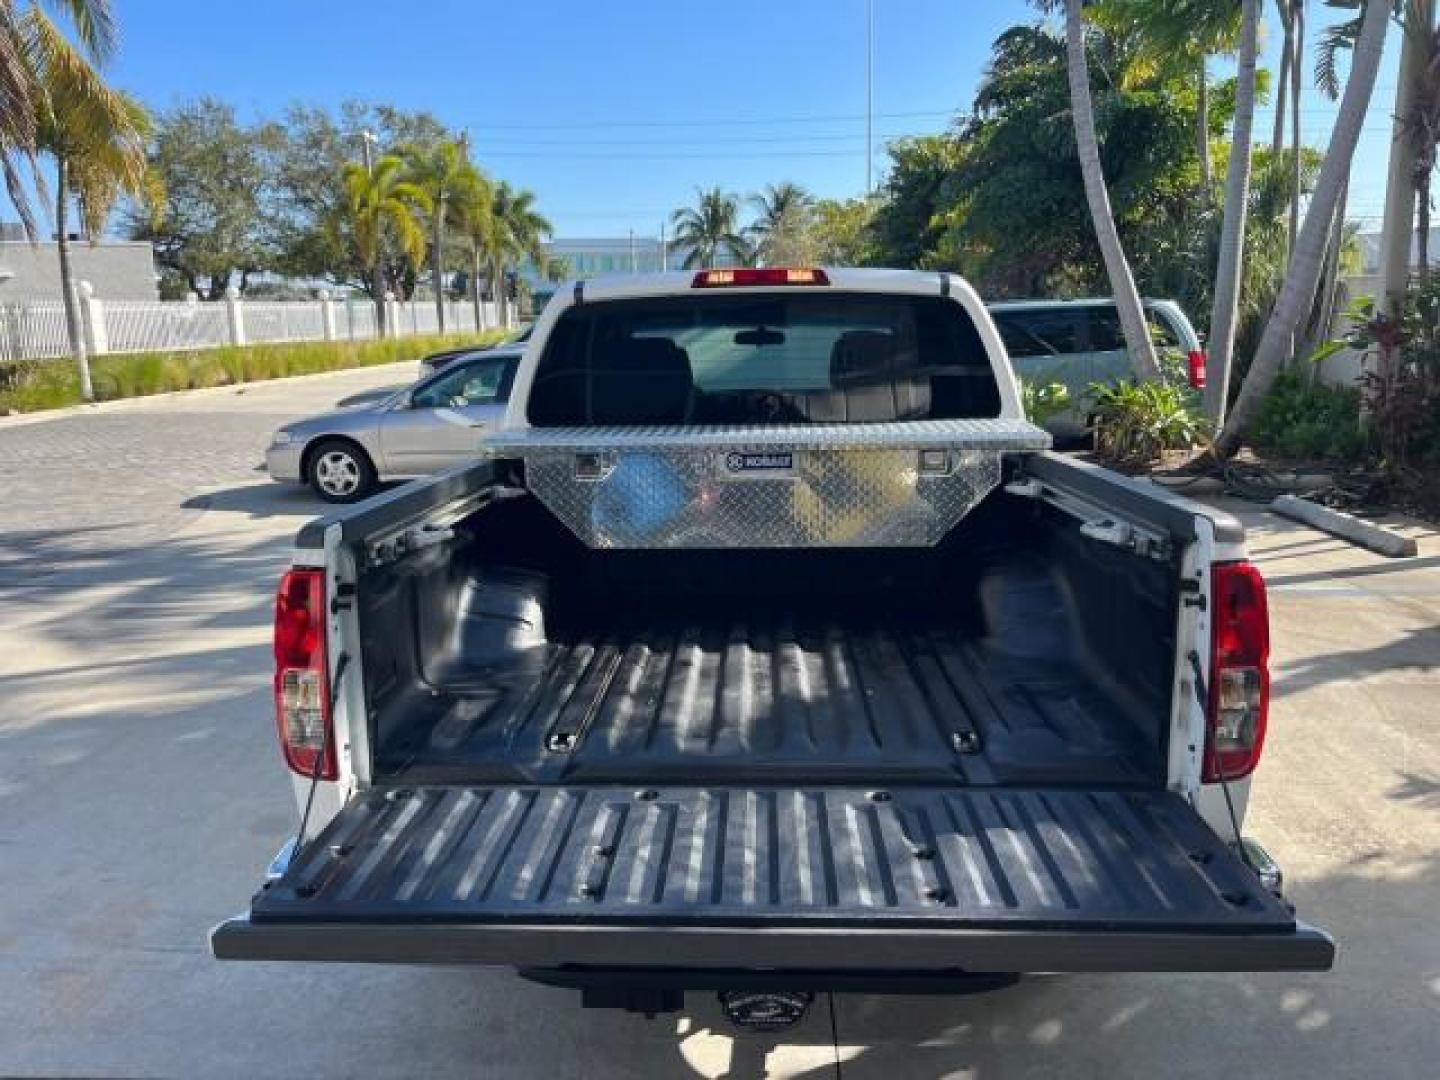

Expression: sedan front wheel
xmin=306 ymin=439 xmax=377 ymax=504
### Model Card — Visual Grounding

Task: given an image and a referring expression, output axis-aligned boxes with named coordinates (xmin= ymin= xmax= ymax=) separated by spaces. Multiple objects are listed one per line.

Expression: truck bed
xmin=360 ymin=490 xmax=1178 ymax=790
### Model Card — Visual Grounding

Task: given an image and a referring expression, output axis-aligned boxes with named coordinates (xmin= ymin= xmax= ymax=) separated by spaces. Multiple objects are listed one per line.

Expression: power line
xmin=462 ymin=108 xmax=956 ymax=132
xmin=478 ymin=148 xmax=894 ymax=160
xmin=470 ymin=128 xmax=933 ymax=148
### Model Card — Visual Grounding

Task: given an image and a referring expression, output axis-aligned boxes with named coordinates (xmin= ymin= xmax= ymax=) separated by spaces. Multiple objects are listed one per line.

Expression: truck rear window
xmin=527 ymin=293 xmax=1001 ymax=426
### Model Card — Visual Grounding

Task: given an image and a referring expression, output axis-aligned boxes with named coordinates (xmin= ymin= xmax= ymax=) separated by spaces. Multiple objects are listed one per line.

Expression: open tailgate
xmin=212 ymin=785 xmax=1333 ymax=972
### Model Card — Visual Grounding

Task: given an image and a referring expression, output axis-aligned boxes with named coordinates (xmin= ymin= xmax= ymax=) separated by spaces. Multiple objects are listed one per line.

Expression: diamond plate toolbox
xmin=488 ymin=420 xmax=1051 ymax=549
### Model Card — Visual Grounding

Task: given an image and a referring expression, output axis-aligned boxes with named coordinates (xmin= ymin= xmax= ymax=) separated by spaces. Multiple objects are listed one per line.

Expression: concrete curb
xmin=1271 ymin=494 xmax=1419 ymax=558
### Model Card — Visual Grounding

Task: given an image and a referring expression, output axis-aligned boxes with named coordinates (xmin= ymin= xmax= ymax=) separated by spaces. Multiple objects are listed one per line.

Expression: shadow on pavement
xmin=1265 ymin=554 xmax=1440 ymax=589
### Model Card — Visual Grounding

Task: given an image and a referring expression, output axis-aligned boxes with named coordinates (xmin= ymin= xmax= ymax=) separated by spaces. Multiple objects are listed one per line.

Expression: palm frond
xmin=0 ymin=6 xmax=38 ymax=233
xmin=46 ymin=0 xmax=116 ymax=64
xmin=1315 ymin=16 xmax=1363 ymax=99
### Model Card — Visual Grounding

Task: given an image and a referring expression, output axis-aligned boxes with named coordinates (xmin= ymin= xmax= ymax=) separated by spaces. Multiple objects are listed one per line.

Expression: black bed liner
xmin=250 ymin=786 xmax=1291 ymax=930
xmin=378 ymin=615 xmax=1155 ymax=788
xmin=218 ymin=784 xmax=1333 ymax=972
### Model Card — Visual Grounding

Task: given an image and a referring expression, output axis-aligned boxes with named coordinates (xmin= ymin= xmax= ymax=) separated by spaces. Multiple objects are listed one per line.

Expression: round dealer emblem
xmin=725 ymin=452 xmax=745 ymax=472
xmin=717 ymin=990 xmax=815 ymax=1032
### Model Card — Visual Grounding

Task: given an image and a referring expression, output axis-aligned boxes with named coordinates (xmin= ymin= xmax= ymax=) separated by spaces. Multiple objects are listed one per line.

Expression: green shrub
xmin=1252 ymin=371 xmax=1367 ymax=461
xmin=0 ymin=330 xmax=508 ymax=414
xmin=0 ymin=360 xmax=78 ymax=411
xmin=1019 ymin=379 xmax=1071 ymax=427
xmin=1090 ymin=379 xmax=1209 ymax=464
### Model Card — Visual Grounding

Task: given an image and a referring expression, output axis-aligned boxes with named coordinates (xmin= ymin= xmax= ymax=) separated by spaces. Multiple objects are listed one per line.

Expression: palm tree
xmin=453 ymin=166 xmax=495 ymax=331
xmin=1333 ymin=1 xmax=1440 ymax=299
xmin=1323 ymin=0 xmax=1427 ymax=328
xmin=25 ymin=3 xmax=147 ymax=401
xmin=401 ymin=138 xmax=470 ymax=333
xmin=1204 ymin=0 xmax=1262 ymax=427
xmin=0 ymin=1 xmax=115 ymax=238
xmin=1041 ymin=0 xmax=1161 ymax=381
xmin=1216 ymin=0 xmax=1391 ymax=455
xmin=1404 ymin=7 xmax=1440 ymax=282
xmin=748 ymin=182 xmax=816 ymax=266
xmin=1287 ymin=2 xmax=1305 ymax=259
xmin=1089 ymin=0 xmax=1244 ymax=200
xmin=489 ymin=182 xmax=551 ymax=328
xmin=341 ymin=155 xmax=430 ymax=334
xmin=670 ymin=187 xmax=750 ymax=269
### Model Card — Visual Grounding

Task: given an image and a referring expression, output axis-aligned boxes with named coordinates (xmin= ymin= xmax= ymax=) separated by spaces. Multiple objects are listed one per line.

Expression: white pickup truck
xmin=212 ymin=267 xmax=1333 ymax=1026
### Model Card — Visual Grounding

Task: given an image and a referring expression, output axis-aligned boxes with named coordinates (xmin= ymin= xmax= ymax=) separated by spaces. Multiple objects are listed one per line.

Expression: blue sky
xmin=98 ymin=1 xmax=1403 ymax=240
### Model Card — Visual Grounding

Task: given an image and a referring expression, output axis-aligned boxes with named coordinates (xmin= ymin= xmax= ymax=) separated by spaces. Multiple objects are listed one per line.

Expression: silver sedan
xmin=266 ymin=348 xmax=522 ymax=503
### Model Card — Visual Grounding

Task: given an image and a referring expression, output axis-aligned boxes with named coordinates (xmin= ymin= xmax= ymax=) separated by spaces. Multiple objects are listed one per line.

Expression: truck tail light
xmin=1204 ymin=562 xmax=1269 ymax=783
xmin=692 ymin=267 xmax=829 ymax=288
xmin=273 ymin=569 xmax=336 ymax=780
xmin=1187 ymin=349 xmax=1208 ymax=389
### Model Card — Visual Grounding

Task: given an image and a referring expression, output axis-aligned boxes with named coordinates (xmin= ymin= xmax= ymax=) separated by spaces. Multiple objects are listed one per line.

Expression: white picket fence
xmin=0 ymin=287 xmax=503 ymax=364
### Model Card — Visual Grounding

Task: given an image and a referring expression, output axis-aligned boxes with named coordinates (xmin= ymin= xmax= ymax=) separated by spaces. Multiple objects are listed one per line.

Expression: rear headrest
xmin=593 ymin=336 xmax=692 ymax=377
xmin=829 ymin=330 xmax=897 ymax=385
xmin=588 ymin=337 xmax=694 ymax=424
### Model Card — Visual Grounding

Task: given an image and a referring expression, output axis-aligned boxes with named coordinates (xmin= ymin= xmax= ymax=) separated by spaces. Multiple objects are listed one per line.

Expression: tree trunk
xmin=372 ymin=262 xmax=387 ymax=334
xmin=1272 ymin=7 xmax=1292 ymax=156
xmin=1062 ymin=0 xmax=1161 ymax=381
xmin=432 ymin=210 xmax=447 ymax=333
xmin=1376 ymin=0 xmax=1433 ymax=372
xmin=491 ymin=257 xmax=508 ymax=329
xmin=1288 ymin=2 xmax=1303 ymax=264
xmin=55 ymin=157 xmax=93 ymax=402
xmin=471 ymin=247 xmax=486 ymax=330
xmin=1419 ymin=173 xmax=1431 ymax=284
xmin=1300 ymin=176 xmax=1351 ymax=383
xmin=1197 ymin=57 xmax=1213 ymax=197
xmin=1203 ymin=0 xmax=1261 ymax=428
xmin=1216 ymin=0 xmax=1391 ymax=456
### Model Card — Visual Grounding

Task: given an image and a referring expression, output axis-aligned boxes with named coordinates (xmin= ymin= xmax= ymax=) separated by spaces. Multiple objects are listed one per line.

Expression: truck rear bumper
xmin=211 ymin=914 xmax=1334 ymax=972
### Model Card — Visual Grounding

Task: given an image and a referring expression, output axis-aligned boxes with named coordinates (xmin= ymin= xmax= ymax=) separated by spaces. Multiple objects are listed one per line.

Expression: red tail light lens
xmin=692 ymin=267 xmax=829 ymax=288
xmin=1187 ymin=349 xmax=1208 ymax=389
xmin=1204 ymin=562 xmax=1269 ymax=783
xmin=273 ymin=569 xmax=336 ymax=780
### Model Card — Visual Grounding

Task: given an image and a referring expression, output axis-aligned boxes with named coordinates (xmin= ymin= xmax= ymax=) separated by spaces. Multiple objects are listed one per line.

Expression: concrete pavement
xmin=0 ymin=368 xmax=1437 ymax=1078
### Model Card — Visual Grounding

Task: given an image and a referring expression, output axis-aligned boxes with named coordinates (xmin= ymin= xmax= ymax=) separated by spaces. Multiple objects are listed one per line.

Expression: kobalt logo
xmin=724 ymin=451 xmax=794 ymax=472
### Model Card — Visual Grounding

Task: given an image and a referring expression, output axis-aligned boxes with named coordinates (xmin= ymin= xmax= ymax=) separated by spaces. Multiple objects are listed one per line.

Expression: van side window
xmin=1148 ymin=310 xmax=1183 ymax=348
xmin=993 ymin=312 xmax=1080 ymax=358
xmin=1087 ymin=307 xmax=1126 ymax=352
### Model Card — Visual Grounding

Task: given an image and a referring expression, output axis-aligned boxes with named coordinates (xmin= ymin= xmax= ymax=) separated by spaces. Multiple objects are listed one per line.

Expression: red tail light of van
xmin=1187 ymin=349 xmax=1208 ymax=389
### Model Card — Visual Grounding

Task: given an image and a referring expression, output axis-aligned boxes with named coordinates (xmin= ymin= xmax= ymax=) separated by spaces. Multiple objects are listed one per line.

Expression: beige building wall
xmin=0 ymin=240 xmax=159 ymax=301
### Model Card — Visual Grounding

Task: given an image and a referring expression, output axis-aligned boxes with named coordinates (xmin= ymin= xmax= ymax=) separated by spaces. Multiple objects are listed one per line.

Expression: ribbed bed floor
xmin=250 ymin=785 xmax=1290 ymax=931
xmin=374 ymin=616 xmax=1155 ymax=787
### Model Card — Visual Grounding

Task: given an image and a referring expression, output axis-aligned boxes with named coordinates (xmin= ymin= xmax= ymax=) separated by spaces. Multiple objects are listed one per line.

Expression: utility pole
xmin=865 ymin=0 xmax=874 ymax=193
